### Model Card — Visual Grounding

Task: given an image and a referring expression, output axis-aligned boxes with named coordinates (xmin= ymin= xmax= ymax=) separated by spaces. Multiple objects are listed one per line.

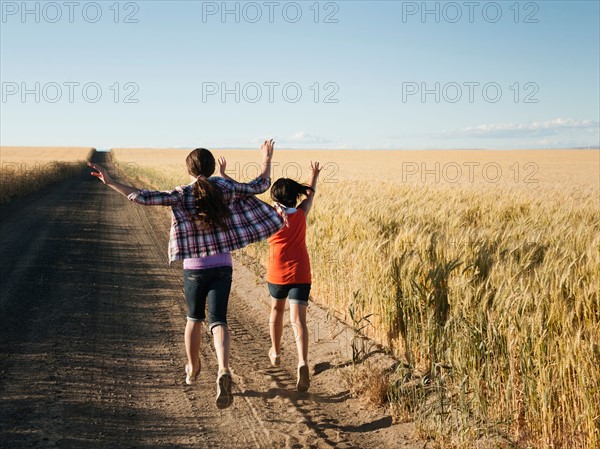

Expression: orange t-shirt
xmin=267 ymin=208 xmax=311 ymax=284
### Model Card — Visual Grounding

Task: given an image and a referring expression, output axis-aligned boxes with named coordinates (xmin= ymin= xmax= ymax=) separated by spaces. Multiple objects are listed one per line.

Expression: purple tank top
xmin=183 ymin=252 xmax=233 ymax=270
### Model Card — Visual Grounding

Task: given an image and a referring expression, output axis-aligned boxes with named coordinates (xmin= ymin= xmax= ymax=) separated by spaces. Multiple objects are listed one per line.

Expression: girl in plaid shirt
xmin=88 ymin=140 xmax=283 ymax=409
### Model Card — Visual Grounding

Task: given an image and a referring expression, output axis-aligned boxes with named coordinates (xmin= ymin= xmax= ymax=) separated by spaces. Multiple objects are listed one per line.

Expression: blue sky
xmin=1 ymin=0 xmax=599 ymax=149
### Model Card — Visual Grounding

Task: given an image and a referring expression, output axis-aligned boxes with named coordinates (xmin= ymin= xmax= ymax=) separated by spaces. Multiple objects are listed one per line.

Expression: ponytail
xmin=186 ymin=148 xmax=231 ymax=230
xmin=192 ymin=176 xmax=231 ymax=230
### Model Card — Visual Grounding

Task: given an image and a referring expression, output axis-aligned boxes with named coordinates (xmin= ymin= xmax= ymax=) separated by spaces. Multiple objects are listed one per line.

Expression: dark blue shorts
xmin=183 ymin=266 xmax=232 ymax=331
xmin=267 ymin=282 xmax=311 ymax=306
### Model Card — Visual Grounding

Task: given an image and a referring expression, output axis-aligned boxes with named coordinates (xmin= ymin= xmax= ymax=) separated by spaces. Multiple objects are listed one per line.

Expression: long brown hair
xmin=185 ymin=148 xmax=230 ymax=229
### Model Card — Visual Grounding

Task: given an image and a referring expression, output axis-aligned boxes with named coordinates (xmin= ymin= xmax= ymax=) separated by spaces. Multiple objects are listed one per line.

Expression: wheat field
xmin=0 ymin=146 xmax=94 ymax=203
xmin=113 ymin=147 xmax=599 ymax=448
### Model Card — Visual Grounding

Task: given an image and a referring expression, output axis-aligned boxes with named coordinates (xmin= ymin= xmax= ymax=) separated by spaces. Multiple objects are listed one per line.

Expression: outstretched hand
xmin=298 ymin=160 xmax=320 ymax=215
xmin=217 ymin=156 xmax=227 ymax=176
xmin=310 ymin=161 xmax=322 ymax=177
xmin=88 ymin=161 xmax=113 ymax=185
xmin=260 ymin=139 xmax=275 ymax=161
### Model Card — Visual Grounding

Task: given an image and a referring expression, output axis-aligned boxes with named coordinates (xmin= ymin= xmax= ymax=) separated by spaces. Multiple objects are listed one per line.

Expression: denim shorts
xmin=183 ymin=266 xmax=232 ymax=331
xmin=267 ymin=282 xmax=311 ymax=306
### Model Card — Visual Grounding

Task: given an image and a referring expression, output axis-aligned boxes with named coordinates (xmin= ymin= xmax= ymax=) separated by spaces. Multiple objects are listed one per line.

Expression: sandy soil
xmin=0 ymin=151 xmax=424 ymax=449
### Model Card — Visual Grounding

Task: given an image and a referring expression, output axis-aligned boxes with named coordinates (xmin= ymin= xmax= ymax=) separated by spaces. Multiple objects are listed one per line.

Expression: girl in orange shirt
xmin=267 ymin=161 xmax=321 ymax=392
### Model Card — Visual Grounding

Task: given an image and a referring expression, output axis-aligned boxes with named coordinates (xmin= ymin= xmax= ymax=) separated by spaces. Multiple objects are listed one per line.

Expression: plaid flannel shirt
xmin=127 ymin=176 xmax=284 ymax=262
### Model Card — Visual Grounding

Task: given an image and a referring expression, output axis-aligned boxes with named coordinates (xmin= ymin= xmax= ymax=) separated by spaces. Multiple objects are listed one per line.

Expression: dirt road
xmin=0 ymin=151 xmax=421 ymax=448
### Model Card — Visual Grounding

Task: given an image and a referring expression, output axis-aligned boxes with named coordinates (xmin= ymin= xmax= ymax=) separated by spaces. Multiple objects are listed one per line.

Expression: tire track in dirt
xmin=0 ymin=153 xmax=217 ymax=448
xmin=1 ymin=151 xmax=423 ymax=449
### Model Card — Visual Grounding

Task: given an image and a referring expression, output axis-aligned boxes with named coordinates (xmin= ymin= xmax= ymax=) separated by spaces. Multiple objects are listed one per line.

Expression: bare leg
xmin=213 ymin=324 xmax=233 ymax=408
xmin=185 ymin=320 xmax=202 ymax=373
xmin=289 ymin=304 xmax=308 ymax=365
xmin=269 ymin=298 xmax=286 ymax=356
xmin=212 ymin=324 xmax=230 ymax=371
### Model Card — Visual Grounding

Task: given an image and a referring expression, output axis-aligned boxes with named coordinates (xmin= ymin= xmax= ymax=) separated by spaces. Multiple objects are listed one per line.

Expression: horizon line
xmin=2 ymin=145 xmax=599 ymax=152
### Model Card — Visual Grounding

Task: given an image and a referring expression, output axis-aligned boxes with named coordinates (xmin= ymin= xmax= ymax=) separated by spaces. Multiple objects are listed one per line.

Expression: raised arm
xmin=88 ymin=161 xmax=182 ymax=206
xmin=218 ymin=139 xmax=274 ymax=183
xmin=217 ymin=139 xmax=276 ymax=197
xmin=298 ymin=161 xmax=321 ymax=216
xmin=88 ymin=161 xmax=137 ymax=196
xmin=259 ymin=139 xmax=274 ymax=180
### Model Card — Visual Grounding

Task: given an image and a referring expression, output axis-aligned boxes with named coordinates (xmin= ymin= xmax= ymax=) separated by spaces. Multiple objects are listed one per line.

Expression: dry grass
xmin=0 ymin=146 xmax=94 ymax=202
xmin=341 ymin=361 xmax=391 ymax=407
xmin=113 ymin=147 xmax=600 ymax=449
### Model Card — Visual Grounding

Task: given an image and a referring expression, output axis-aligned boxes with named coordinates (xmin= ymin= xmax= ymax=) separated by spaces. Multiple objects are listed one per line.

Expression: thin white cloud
xmin=252 ymin=132 xmax=332 ymax=147
xmin=282 ymin=132 xmax=331 ymax=145
xmin=442 ymin=118 xmax=599 ymax=139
